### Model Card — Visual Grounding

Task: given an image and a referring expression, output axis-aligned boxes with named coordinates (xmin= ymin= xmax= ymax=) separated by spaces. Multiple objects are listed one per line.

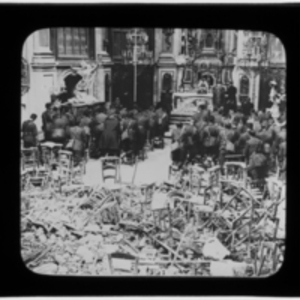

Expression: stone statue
xmin=268 ymin=80 xmax=280 ymax=119
xmin=73 ymin=61 xmax=99 ymax=100
xmin=197 ymin=78 xmax=209 ymax=94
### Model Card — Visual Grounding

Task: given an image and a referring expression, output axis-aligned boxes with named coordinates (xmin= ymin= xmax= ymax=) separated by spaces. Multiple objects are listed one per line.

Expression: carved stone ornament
xmin=73 ymin=61 xmax=99 ymax=93
xmin=162 ymin=28 xmax=174 ymax=51
xmin=21 ymin=58 xmax=30 ymax=96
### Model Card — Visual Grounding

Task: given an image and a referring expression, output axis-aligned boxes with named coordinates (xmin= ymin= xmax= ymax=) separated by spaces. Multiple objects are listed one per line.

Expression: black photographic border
xmin=1 ymin=3 xmax=299 ymax=297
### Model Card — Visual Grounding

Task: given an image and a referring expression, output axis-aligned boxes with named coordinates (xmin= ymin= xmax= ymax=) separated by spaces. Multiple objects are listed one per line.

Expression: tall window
xmin=240 ymin=75 xmax=250 ymax=95
xmin=34 ymin=29 xmax=51 ymax=53
xmin=56 ymin=28 xmax=91 ymax=58
xmin=39 ymin=29 xmax=50 ymax=48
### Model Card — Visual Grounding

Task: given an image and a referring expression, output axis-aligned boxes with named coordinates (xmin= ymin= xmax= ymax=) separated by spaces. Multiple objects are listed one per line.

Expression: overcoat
xmin=22 ymin=120 xmax=38 ymax=147
xmin=99 ymin=115 xmax=121 ymax=150
xmin=69 ymin=126 xmax=86 ymax=152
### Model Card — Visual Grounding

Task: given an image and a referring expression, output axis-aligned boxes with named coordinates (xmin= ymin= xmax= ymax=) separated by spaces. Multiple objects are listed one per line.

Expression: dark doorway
xmin=112 ymin=64 xmax=153 ymax=110
xmin=137 ymin=65 xmax=154 ymax=109
xmin=112 ymin=64 xmax=133 ymax=109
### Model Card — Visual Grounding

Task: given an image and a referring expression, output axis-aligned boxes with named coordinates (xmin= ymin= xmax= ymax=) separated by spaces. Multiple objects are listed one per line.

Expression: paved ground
xmin=82 ymin=139 xmax=173 ymax=186
xmin=81 ymin=140 xmax=285 ymax=235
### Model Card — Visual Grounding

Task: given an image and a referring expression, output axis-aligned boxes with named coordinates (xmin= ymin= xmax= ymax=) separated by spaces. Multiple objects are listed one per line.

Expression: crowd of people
xmin=170 ymin=96 xmax=286 ymax=182
xmin=21 ymin=97 xmax=170 ymax=166
xmin=21 ymin=80 xmax=286 ymax=183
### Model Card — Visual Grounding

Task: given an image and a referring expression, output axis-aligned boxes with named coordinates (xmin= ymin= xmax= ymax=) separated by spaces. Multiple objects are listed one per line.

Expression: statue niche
xmin=205 ymin=33 xmax=214 ymax=48
xmin=105 ymin=73 xmax=110 ymax=103
xmin=162 ymin=73 xmax=173 ymax=92
xmin=161 ymin=73 xmax=173 ymax=105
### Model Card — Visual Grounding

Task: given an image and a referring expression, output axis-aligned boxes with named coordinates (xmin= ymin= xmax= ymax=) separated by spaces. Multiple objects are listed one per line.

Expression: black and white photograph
xmin=20 ymin=27 xmax=286 ymax=277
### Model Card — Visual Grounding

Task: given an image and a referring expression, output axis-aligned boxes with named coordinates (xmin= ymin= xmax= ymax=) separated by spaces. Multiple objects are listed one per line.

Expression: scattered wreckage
xmin=21 ymin=160 xmax=285 ymax=277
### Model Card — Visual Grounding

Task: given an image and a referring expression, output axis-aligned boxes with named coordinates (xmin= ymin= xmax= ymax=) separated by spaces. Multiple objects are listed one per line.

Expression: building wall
xmin=22 ymin=28 xmax=286 ymax=129
xmin=21 ymin=28 xmax=109 ymax=132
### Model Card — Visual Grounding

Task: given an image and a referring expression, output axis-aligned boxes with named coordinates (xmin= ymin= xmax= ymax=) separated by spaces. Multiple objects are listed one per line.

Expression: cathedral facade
xmin=22 ymin=28 xmax=286 ymax=129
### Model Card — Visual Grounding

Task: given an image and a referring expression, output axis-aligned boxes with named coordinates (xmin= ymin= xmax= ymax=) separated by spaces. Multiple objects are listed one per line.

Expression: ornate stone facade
xmin=154 ymin=29 xmax=286 ymax=110
xmin=22 ymin=28 xmax=286 ymax=130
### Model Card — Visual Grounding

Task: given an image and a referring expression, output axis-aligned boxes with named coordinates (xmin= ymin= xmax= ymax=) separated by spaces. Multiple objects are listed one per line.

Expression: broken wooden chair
xmin=56 ymin=150 xmax=74 ymax=190
xmin=168 ymin=163 xmax=181 ymax=182
xmin=39 ymin=144 xmax=52 ymax=168
xmin=222 ymin=162 xmax=247 ymax=188
xmin=208 ymin=165 xmax=221 ymax=189
xmin=21 ymin=147 xmax=39 ymax=171
xmin=246 ymin=178 xmax=268 ymax=202
xmin=151 ymin=189 xmax=172 ymax=235
xmin=108 ymin=252 xmax=139 ymax=275
xmin=25 ymin=167 xmax=51 ymax=190
xmin=21 ymin=169 xmax=30 ymax=191
xmin=193 ymin=185 xmax=217 ymax=227
xmin=188 ymin=165 xmax=206 ymax=195
xmin=224 ymin=154 xmax=245 ymax=163
xmin=100 ymin=156 xmax=122 ymax=184
xmin=139 ymin=182 xmax=156 ymax=213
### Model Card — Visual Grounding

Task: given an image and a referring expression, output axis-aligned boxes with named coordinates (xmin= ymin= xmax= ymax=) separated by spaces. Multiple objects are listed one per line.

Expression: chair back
xmin=224 ymin=162 xmax=247 ymax=188
xmin=21 ymin=147 xmax=39 ymax=170
xmin=100 ymin=156 xmax=121 ymax=184
xmin=40 ymin=145 xmax=52 ymax=166
xmin=224 ymin=154 xmax=245 ymax=163
xmin=57 ymin=150 xmax=73 ymax=185
xmin=188 ymin=165 xmax=205 ymax=194
xmin=208 ymin=165 xmax=221 ymax=188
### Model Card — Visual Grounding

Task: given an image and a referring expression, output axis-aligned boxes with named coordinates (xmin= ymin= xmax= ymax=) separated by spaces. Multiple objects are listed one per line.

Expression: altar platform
xmin=170 ymin=91 xmax=213 ymax=125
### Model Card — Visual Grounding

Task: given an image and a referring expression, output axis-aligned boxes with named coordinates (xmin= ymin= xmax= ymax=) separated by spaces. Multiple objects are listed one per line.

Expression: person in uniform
xmin=241 ymin=96 xmax=254 ymax=117
xmin=22 ymin=114 xmax=38 ymax=148
xmin=202 ymin=115 xmax=220 ymax=163
xmin=244 ymin=129 xmax=262 ymax=164
xmin=79 ymin=109 xmax=92 ymax=150
xmin=99 ymin=108 xmax=121 ymax=157
xmin=247 ymin=143 xmax=268 ymax=181
xmin=212 ymin=79 xmax=225 ymax=110
xmin=92 ymin=105 xmax=107 ymax=158
xmin=136 ymin=111 xmax=149 ymax=157
xmin=224 ymin=81 xmax=237 ymax=114
xmin=51 ymin=108 xmax=67 ymax=146
xmin=235 ymin=119 xmax=251 ymax=155
xmin=41 ymin=103 xmax=53 ymax=142
xmin=68 ymin=120 xmax=87 ymax=167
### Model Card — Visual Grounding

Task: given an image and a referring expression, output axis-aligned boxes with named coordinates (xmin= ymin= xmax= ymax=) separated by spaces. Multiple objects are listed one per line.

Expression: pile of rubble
xmin=21 ymin=173 xmax=285 ymax=277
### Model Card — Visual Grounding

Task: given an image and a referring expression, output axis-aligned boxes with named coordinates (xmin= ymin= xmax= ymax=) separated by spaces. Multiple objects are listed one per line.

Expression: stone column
xmin=93 ymin=28 xmax=105 ymax=102
xmin=237 ymin=30 xmax=244 ymax=59
xmin=94 ymin=28 xmax=113 ymax=103
xmin=156 ymin=29 xmax=177 ymax=103
xmin=253 ymin=71 xmax=260 ymax=110
xmin=173 ymin=29 xmax=181 ymax=57
xmin=153 ymin=29 xmax=162 ymax=105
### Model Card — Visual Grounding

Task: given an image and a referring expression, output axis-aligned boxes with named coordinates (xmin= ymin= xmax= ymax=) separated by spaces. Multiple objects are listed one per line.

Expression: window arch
xmin=240 ymin=75 xmax=250 ymax=95
xmin=205 ymin=33 xmax=214 ymax=48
